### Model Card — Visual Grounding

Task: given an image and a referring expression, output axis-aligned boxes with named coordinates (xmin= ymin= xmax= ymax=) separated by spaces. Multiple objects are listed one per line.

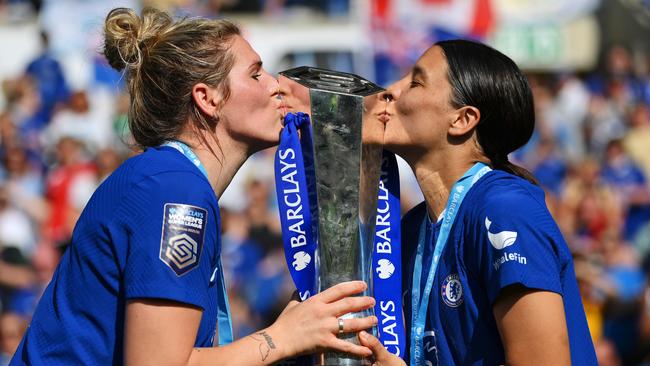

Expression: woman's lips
xmin=277 ymin=104 xmax=291 ymax=116
xmin=378 ymin=112 xmax=390 ymax=123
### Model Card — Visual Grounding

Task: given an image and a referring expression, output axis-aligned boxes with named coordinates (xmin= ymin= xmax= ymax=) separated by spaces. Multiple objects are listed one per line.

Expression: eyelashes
xmin=409 ymin=80 xmax=422 ymax=88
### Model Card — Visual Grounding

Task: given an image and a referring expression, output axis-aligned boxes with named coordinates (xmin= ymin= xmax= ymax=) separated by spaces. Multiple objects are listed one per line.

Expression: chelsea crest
xmin=441 ymin=273 xmax=464 ymax=307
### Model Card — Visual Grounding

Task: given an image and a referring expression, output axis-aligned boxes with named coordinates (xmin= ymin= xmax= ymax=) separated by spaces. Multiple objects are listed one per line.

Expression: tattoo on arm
xmin=249 ymin=331 xmax=276 ymax=361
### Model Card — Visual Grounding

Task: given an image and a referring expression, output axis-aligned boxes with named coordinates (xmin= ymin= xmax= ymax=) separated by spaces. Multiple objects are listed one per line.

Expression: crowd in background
xmin=0 ymin=0 xmax=352 ymax=22
xmin=1 ymin=1 xmax=650 ymax=365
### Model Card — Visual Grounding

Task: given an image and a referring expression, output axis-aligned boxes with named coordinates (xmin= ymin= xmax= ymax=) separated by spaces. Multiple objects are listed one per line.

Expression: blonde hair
xmin=103 ymin=7 xmax=240 ymax=150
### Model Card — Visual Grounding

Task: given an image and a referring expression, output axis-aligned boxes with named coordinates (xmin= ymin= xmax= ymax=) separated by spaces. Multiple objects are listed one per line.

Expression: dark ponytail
xmin=491 ymin=156 xmax=538 ymax=185
xmin=436 ymin=39 xmax=538 ymax=185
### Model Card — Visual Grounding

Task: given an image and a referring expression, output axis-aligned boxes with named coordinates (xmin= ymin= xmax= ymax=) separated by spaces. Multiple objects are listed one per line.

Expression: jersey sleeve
xmin=466 ymin=183 xmax=567 ymax=306
xmin=119 ymin=170 xmax=217 ymax=310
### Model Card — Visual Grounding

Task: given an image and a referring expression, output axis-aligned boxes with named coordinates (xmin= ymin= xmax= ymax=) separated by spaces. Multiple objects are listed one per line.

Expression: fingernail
xmin=373 ymin=316 xmax=378 ymax=324
xmin=359 ymin=331 xmax=368 ymax=340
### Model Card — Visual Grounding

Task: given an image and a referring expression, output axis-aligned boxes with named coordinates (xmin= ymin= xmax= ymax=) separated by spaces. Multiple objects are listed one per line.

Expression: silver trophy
xmin=279 ymin=66 xmax=385 ymax=366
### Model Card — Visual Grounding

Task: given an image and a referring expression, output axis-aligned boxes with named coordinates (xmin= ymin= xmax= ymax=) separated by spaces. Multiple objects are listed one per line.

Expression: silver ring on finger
xmin=338 ymin=318 xmax=345 ymax=334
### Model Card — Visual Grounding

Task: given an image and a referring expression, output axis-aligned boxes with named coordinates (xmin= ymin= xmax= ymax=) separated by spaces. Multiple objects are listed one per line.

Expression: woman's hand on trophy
xmin=358 ymin=331 xmax=407 ymax=366
xmin=266 ymin=280 xmax=377 ymax=359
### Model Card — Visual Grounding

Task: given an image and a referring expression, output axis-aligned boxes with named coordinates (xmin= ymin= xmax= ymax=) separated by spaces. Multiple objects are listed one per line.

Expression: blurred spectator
xmin=2 ymin=77 xmax=43 ymax=153
xmin=43 ymin=136 xmax=97 ymax=249
xmin=1 ymin=143 xmax=43 ymax=196
xmin=0 ymin=247 xmax=34 ymax=294
xmin=220 ymin=148 xmax=275 ymax=212
xmin=600 ymin=139 xmax=650 ymax=241
xmin=0 ymin=113 xmax=17 ymax=150
xmin=558 ymin=157 xmax=623 ymax=253
xmin=221 ymin=208 xmax=263 ymax=290
xmin=588 ymin=45 xmax=647 ymax=109
xmin=41 ymin=89 xmax=114 ymax=153
xmin=623 ymin=103 xmax=650 ymax=179
xmin=0 ymin=244 xmax=37 ymax=323
xmin=1 ymin=144 xmax=48 ymax=228
xmin=575 ymin=253 xmax=607 ymax=342
xmin=600 ymin=233 xmax=647 ymax=364
xmin=0 ymin=312 xmax=28 ymax=366
xmin=94 ymin=147 xmax=122 ymax=183
xmin=554 ymin=74 xmax=591 ymax=161
xmin=221 ymin=203 xmax=289 ymax=330
xmin=533 ymin=74 xmax=591 ymax=164
xmin=529 ymin=137 xmax=568 ymax=210
xmin=0 ymin=185 xmax=35 ymax=257
xmin=241 ymin=249 xmax=291 ymax=327
xmin=596 ymin=337 xmax=623 ymax=366
xmin=0 ymin=0 xmax=40 ymax=23
xmin=245 ymin=178 xmax=281 ymax=256
xmin=639 ymin=281 xmax=650 ymax=364
xmin=585 ymin=93 xmax=627 ymax=159
xmin=228 ymin=292 xmax=257 ymax=340
xmin=24 ymin=30 xmax=69 ymax=131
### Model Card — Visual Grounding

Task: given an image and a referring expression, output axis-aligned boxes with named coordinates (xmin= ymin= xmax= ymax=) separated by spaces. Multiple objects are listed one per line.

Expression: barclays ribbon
xmin=162 ymin=140 xmax=233 ymax=346
xmin=372 ymin=151 xmax=406 ymax=358
xmin=275 ymin=112 xmax=319 ymax=300
xmin=275 ymin=114 xmax=407 ymax=363
xmin=274 ymin=113 xmax=318 ymax=366
xmin=410 ymin=162 xmax=492 ymax=366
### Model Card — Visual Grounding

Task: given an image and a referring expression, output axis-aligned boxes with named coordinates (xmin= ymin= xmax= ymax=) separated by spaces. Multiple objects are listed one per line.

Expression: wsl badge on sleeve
xmin=159 ymin=203 xmax=207 ymax=276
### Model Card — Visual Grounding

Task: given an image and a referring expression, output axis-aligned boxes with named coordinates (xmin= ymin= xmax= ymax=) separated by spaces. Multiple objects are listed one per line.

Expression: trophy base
xmin=320 ymin=347 xmax=371 ymax=365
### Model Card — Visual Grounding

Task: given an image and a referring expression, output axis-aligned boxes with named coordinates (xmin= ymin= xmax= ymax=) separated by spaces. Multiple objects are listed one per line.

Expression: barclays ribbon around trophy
xmin=274 ymin=67 xmax=405 ymax=366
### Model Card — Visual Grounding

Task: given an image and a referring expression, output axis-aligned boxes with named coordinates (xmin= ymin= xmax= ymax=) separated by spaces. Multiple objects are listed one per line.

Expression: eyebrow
xmin=248 ymin=60 xmax=263 ymax=72
xmin=412 ymin=66 xmax=426 ymax=82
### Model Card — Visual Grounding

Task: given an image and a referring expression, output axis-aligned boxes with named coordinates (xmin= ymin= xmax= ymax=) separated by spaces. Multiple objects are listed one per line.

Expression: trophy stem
xmin=310 ymin=90 xmax=381 ymax=366
xmin=278 ymin=66 xmax=385 ymax=366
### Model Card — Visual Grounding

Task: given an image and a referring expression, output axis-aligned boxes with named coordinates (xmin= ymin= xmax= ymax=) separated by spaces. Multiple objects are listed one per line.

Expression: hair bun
xmin=103 ymin=7 xmax=172 ymax=72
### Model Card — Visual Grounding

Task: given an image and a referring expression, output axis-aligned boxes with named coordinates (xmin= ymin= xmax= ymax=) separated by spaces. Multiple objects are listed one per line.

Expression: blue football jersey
xmin=11 ymin=146 xmax=223 ymax=365
xmin=402 ymin=170 xmax=597 ymax=365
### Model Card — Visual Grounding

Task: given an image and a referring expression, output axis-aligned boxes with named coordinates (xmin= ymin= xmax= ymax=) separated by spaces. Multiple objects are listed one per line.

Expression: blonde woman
xmin=11 ymin=8 xmax=376 ymax=366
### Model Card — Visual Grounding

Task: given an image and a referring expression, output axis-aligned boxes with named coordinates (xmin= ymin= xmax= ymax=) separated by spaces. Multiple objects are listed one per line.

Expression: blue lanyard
xmin=163 ymin=140 xmax=208 ymax=178
xmin=162 ymin=141 xmax=234 ymax=346
xmin=410 ymin=162 xmax=491 ymax=366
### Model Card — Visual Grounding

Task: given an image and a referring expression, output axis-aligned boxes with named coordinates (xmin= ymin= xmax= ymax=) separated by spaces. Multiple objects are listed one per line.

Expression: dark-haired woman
xmin=359 ymin=40 xmax=597 ymax=365
xmin=10 ymin=7 xmax=376 ymax=366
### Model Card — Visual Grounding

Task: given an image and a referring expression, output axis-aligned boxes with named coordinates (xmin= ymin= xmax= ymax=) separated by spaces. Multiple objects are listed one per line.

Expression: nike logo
xmin=485 ymin=217 xmax=518 ymax=250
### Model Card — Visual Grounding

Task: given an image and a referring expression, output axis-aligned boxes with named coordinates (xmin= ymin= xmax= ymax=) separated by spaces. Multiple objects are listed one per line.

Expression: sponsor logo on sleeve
xmin=485 ymin=217 xmax=518 ymax=250
xmin=492 ymin=251 xmax=528 ymax=271
xmin=485 ymin=216 xmax=528 ymax=271
xmin=159 ymin=203 xmax=207 ymax=276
